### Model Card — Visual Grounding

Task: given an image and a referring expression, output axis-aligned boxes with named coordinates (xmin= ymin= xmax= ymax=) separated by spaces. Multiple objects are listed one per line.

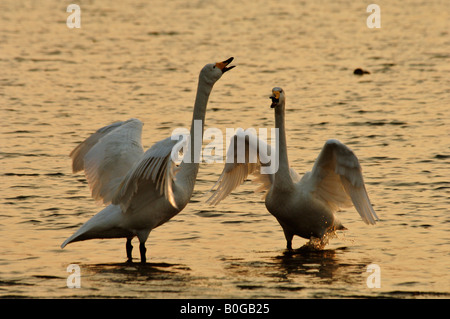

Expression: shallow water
xmin=1 ymin=0 xmax=449 ymax=299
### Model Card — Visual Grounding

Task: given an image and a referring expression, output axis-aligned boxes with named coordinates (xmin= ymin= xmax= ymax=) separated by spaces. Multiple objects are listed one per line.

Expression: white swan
xmin=61 ymin=58 xmax=235 ymax=262
xmin=208 ymin=87 xmax=379 ymax=249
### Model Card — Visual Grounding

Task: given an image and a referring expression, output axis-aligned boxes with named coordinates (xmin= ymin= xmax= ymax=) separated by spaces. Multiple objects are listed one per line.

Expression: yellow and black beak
xmin=215 ymin=57 xmax=235 ymax=73
xmin=270 ymin=90 xmax=280 ymax=108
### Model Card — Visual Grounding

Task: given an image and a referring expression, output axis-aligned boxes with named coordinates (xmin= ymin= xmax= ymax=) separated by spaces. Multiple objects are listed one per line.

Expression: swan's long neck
xmin=177 ymin=78 xmax=213 ymax=194
xmin=273 ymin=101 xmax=295 ymax=191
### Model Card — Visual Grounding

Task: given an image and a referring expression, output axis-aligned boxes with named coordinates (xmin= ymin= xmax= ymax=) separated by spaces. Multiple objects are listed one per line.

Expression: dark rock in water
xmin=354 ymin=68 xmax=370 ymax=75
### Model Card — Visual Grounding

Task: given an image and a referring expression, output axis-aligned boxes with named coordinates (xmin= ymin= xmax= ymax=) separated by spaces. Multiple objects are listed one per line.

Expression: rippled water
xmin=1 ymin=0 xmax=449 ymax=299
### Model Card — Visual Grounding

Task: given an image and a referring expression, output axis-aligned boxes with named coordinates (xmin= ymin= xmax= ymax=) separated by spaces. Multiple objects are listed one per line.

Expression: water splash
xmin=299 ymin=228 xmax=357 ymax=250
xmin=301 ymin=231 xmax=339 ymax=250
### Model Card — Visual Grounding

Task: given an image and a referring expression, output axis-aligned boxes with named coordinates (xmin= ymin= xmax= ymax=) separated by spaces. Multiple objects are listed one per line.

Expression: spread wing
xmin=207 ymin=129 xmax=277 ymax=205
xmin=70 ymin=118 xmax=144 ymax=205
xmin=112 ymin=135 xmax=185 ymax=212
xmin=307 ymin=139 xmax=379 ymax=224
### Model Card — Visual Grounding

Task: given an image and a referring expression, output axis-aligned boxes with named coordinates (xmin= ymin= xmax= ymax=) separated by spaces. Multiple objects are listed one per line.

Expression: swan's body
xmin=208 ymin=87 xmax=378 ymax=249
xmin=61 ymin=58 xmax=235 ymax=262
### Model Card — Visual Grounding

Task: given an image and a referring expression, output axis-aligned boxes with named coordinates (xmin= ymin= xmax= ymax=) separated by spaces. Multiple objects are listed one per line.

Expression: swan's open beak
xmin=270 ymin=90 xmax=280 ymax=108
xmin=270 ymin=97 xmax=279 ymax=108
xmin=215 ymin=57 xmax=235 ymax=73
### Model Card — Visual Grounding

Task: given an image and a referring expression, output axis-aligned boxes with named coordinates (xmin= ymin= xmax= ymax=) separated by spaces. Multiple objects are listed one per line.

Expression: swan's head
xmin=200 ymin=57 xmax=235 ymax=85
xmin=270 ymin=87 xmax=285 ymax=108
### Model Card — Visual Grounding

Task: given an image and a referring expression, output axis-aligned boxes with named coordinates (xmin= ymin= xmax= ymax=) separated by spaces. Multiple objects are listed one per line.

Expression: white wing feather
xmin=70 ymin=119 xmax=144 ymax=205
xmin=207 ymin=129 xmax=274 ymax=205
xmin=112 ymin=136 xmax=183 ymax=212
xmin=309 ymin=139 xmax=379 ymax=224
xmin=70 ymin=120 xmax=126 ymax=173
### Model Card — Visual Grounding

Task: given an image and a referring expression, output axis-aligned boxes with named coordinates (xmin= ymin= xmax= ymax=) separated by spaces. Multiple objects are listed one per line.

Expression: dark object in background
xmin=354 ymin=68 xmax=370 ymax=75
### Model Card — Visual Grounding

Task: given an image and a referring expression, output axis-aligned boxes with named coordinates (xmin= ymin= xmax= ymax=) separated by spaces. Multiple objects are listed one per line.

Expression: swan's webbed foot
xmin=139 ymin=243 xmax=147 ymax=263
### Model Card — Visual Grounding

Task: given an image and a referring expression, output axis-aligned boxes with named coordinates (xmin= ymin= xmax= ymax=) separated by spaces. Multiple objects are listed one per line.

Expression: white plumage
xmin=61 ymin=58 xmax=235 ymax=262
xmin=208 ymin=87 xmax=379 ymax=249
xmin=71 ymin=119 xmax=145 ymax=206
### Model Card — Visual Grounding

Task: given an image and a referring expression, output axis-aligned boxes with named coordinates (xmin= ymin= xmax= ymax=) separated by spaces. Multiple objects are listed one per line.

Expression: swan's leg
xmin=286 ymin=239 xmax=293 ymax=250
xmin=282 ymin=227 xmax=294 ymax=250
xmin=137 ymin=230 xmax=150 ymax=263
xmin=139 ymin=242 xmax=147 ymax=263
xmin=126 ymin=238 xmax=133 ymax=262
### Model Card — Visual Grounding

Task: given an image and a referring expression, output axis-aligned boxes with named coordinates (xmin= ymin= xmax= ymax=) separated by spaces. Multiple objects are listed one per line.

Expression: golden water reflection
xmin=1 ymin=0 xmax=449 ymax=298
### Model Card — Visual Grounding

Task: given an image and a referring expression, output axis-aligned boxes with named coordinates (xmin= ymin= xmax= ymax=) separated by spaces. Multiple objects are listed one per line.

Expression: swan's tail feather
xmin=61 ymin=234 xmax=81 ymax=249
xmin=61 ymin=228 xmax=92 ymax=248
xmin=60 ymin=222 xmax=100 ymax=249
xmin=60 ymin=205 xmax=131 ymax=249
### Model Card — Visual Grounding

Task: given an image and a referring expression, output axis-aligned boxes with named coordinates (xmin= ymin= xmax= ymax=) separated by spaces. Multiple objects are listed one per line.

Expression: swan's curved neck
xmin=177 ymin=77 xmax=213 ymax=193
xmin=273 ymin=101 xmax=294 ymax=191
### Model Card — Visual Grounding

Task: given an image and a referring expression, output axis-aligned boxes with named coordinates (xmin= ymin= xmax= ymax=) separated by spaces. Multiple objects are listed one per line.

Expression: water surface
xmin=1 ymin=0 xmax=449 ymax=298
